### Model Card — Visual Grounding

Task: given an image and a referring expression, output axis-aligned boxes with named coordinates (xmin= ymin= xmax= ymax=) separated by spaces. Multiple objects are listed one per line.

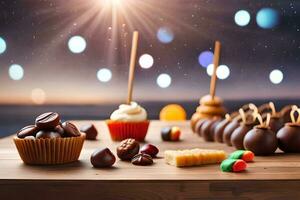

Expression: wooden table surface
xmin=1 ymin=120 xmax=300 ymax=199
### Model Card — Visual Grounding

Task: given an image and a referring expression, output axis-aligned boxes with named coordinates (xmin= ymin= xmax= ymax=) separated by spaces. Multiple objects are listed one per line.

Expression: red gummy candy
xmin=242 ymin=151 xmax=254 ymax=162
xmin=232 ymin=160 xmax=247 ymax=172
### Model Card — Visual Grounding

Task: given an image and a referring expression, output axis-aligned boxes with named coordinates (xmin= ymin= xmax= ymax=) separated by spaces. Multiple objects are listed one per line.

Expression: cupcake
xmin=13 ymin=112 xmax=85 ymax=165
xmin=106 ymin=101 xmax=149 ymax=141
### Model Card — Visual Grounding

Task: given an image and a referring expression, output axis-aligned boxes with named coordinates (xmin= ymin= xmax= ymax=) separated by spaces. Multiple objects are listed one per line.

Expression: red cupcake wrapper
xmin=106 ymin=120 xmax=150 ymax=142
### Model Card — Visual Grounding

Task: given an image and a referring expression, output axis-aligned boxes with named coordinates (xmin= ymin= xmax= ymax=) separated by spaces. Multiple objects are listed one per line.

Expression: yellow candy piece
xmin=159 ymin=104 xmax=187 ymax=121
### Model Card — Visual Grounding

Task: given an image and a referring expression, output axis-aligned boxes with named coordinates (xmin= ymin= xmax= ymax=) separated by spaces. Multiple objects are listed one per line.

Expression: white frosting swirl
xmin=110 ymin=102 xmax=147 ymax=122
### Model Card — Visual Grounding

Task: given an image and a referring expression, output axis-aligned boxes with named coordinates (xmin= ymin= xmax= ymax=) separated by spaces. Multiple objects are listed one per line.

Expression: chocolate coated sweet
xmin=61 ymin=121 xmax=81 ymax=137
xmin=201 ymin=118 xmax=221 ymax=142
xmin=243 ymin=126 xmax=278 ymax=156
xmin=36 ymin=130 xmax=61 ymax=139
xmin=277 ymin=123 xmax=300 ymax=153
xmin=140 ymin=144 xmax=159 ymax=157
xmin=90 ymin=148 xmax=116 ymax=168
xmin=214 ymin=119 xmax=231 ymax=143
xmin=231 ymin=123 xmax=254 ymax=150
xmin=35 ymin=112 xmax=60 ymax=130
xmin=161 ymin=127 xmax=172 ymax=141
xmin=223 ymin=120 xmax=240 ymax=146
xmin=131 ymin=153 xmax=153 ymax=166
xmin=194 ymin=119 xmax=207 ymax=136
xmin=80 ymin=124 xmax=98 ymax=140
xmin=117 ymin=138 xmax=140 ymax=160
xmin=17 ymin=125 xmax=39 ymax=138
xmin=280 ymin=105 xmax=296 ymax=123
xmin=54 ymin=124 xmax=64 ymax=135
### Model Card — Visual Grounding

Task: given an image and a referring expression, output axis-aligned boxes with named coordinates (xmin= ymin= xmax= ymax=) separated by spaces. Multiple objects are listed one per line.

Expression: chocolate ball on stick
xmin=277 ymin=107 xmax=300 ymax=153
xmin=231 ymin=109 xmax=256 ymax=150
xmin=244 ymin=114 xmax=278 ymax=156
xmin=266 ymin=102 xmax=284 ymax=133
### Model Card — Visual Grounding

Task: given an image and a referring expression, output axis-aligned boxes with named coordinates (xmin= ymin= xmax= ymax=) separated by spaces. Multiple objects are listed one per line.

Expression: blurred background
xmin=0 ymin=0 xmax=299 ymax=136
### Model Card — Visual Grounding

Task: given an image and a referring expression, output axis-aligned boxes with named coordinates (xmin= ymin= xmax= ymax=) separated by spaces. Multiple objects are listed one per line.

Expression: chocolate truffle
xmin=90 ymin=148 xmax=116 ymax=168
xmin=280 ymin=105 xmax=297 ymax=123
xmin=117 ymin=138 xmax=139 ymax=160
xmin=140 ymin=144 xmax=159 ymax=158
xmin=131 ymin=153 xmax=153 ymax=166
xmin=61 ymin=121 xmax=81 ymax=137
xmin=243 ymin=126 xmax=277 ymax=156
xmin=231 ymin=123 xmax=254 ymax=150
xmin=223 ymin=120 xmax=240 ymax=146
xmin=194 ymin=119 xmax=207 ymax=136
xmin=214 ymin=115 xmax=232 ymax=143
xmin=200 ymin=118 xmax=221 ymax=142
xmin=277 ymin=123 xmax=300 ymax=153
xmin=80 ymin=124 xmax=98 ymax=140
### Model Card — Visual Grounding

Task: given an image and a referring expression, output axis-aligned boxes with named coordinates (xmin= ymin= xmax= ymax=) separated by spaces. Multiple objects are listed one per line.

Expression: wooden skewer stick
xmin=209 ymin=41 xmax=221 ymax=100
xmin=127 ymin=31 xmax=139 ymax=104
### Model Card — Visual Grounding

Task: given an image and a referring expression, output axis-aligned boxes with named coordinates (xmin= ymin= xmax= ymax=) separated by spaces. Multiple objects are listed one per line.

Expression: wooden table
xmin=1 ymin=120 xmax=300 ymax=199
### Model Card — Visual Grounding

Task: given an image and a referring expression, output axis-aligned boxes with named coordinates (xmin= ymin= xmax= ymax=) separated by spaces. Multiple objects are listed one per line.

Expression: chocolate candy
xmin=194 ymin=119 xmax=206 ymax=136
xmin=80 ymin=124 xmax=98 ymax=140
xmin=243 ymin=126 xmax=278 ymax=156
xmin=90 ymin=148 xmax=116 ymax=168
xmin=35 ymin=112 xmax=60 ymax=130
xmin=131 ymin=153 xmax=153 ymax=166
xmin=220 ymin=158 xmax=247 ymax=172
xmin=17 ymin=125 xmax=39 ymax=138
xmin=54 ymin=125 xmax=64 ymax=135
xmin=223 ymin=120 xmax=239 ymax=146
xmin=229 ymin=150 xmax=255 ymax=162
xmin=36 ymin=130 xmax=61 ymax=139
xmin=200 ymin=118 xmax=221 ymax=142
xmin=280 ymin=105 xmax=296 ymax=123
xmin=268 ymin=116 xmax=284 ymax=133
xmin=161 ymin=126 xmax=181 ymax=141
xmin=140 ymin=144 xmax=159 ymax=157
xmin=231 ymin=123 xmax=254 ymax=150
xmin=117 ymin=138 xmax=139 ymax=160
xmin=214 ymin=118 xmax=231 ymax=143
xmin=61 ymin=121 xmax=81 ymax=137
xmin=277 ymin=123 xmax=300 ymax=153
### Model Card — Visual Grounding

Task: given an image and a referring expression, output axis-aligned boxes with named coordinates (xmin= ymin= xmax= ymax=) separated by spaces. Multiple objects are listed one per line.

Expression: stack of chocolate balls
xmin=17 ymin=112 xmax=81 ymax=139
xmin=193 ymin=103 xmax=299 ymax=156
xmin=90 ymin=138 xmax=159 ymax=168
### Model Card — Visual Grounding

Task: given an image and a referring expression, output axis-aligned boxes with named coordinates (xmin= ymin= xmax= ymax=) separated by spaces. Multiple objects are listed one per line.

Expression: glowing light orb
xmin=31 ymin=88 xmax=46 ymax=105
xmin=234 ymin=10 xmax=251 ymax=26
xmin=139 ymin=54 xmax=154 ymax=69
xmin=157 ymin=27 xmax=174 ymax=44
xmin=198 ymin=51 xmax=214 ymax=68
xmin=9 ymin=64 xmax=24 ymax=81
xmin=97 ymin=68 xmax=112 ymax=82
xmin=256 ymin=8 xmax=280 ymax=29
xmin=157 ymin=73 xmax=171 ymax=88
xmin=68 ymin=35 xmax=86 ymax=53
xmin=159 ymin=104 xmax=187 ymax=121
xmin=206 ymin=64 xmax=230 ymax=79
xmin=0 ymin=37 xmax=6 ymax=54
xmin=269 ymin=69 xmax=283 ymax=84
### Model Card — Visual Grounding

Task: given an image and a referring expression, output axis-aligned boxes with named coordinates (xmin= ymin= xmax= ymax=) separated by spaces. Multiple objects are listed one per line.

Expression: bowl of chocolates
xmin=13 ymin=112 xmax=85 ymax=165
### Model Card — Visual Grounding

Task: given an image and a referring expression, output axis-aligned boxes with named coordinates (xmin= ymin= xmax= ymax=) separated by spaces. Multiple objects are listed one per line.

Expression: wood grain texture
xmin=1 ymin=120 xmax=300 ymax=199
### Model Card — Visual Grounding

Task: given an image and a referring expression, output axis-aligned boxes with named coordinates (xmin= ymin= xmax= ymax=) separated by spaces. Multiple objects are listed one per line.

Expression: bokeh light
xmin=0 ymin=37 xmax=6 ymax=54
xmin=8 ymin=64 xmax=24 ymax=81
xmin=198 ymin=51 xmax=214 ymax=68
xmin=206 ymin=64 xmax=230 ymax=80
xmin=31 ymin=88 xmax=46 ymax=105
xmin=97 ymin=68 xmax=112 ymax=82
xmin=234 ymin=10 xmax=251 ymax=26
xmin=139 ymin=54 xmax=154 ymax=69
xmin=157 ymin=73 xmax=171 ymax=88
xmin=256 ymin=8 xmax=280 ymax=29
xmin=68 ymin=35 xmax=87 ymax=53
xmin=157 ymin=27 xmax=174 ymax=44
xmin=269 ymin=69 xmax=283 ymax=84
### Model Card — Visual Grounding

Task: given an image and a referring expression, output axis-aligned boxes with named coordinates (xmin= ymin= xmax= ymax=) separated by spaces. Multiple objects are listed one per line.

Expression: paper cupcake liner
xmin=106 ymin=120 xmax=150 ymax=142
xmin=13 ymin=133 xmax=85 ymax=165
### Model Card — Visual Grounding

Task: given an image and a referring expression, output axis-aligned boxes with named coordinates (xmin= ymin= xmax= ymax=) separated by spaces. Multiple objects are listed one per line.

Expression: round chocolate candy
xmin=117 ymin=138 xmax=140 ymax=160
xmin=194 ymin=119 xmax=207 ymax=136
xmin=36 ymin=130 xmax=61 ymax=139
xmin=161 ymin=127 xmax=172 ymax=141
xmin=280 ymin=105 xmax=295 ymax=123
xmin=90 ymin=148 xmax=116 ymax=168
xmin=269 ymin=116 xmax=284 ymax=133
xmin=35 ymin=112 xmax=60 ymax=130
xmin=277 ymin=123 xmax=300 ymax=153
xmin=54 ymin=125 xmax=64 ymax=135
xmin=61 ymin=121 xmax=81 ymax=137
xmin=223 ymin=120 xmax=240 ymax=146
xmin=201 ymin=118 xmax=221 ymax=142
xmin=80 ymin=124 xmax=98 ymax=140
xmin=231 ymin=123 xmax=254 ymax=150
xmin=131 ymin=153 xmax=153 ymax=166
xmin=243 ymin=126 xmax=278 ymax=156
xmin=214 ymin=118 xmax=231 ymax=143
xmin=17 ymin=125 xmax=39 ymax=138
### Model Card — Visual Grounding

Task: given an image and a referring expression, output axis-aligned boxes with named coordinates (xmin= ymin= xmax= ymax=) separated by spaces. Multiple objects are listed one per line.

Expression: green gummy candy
xmin=220 ymin=159 xmax=238 ymax=172
xmin=229 ymin=150 xmax=246 ymax=159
